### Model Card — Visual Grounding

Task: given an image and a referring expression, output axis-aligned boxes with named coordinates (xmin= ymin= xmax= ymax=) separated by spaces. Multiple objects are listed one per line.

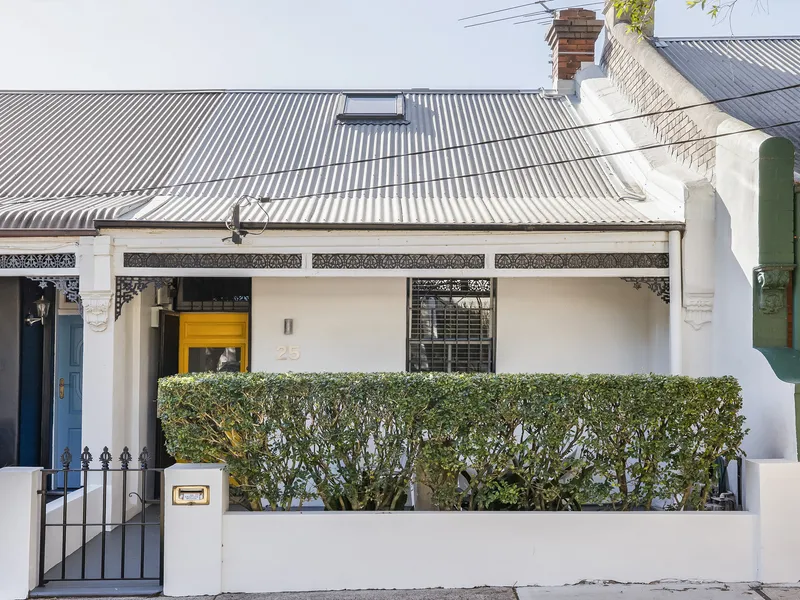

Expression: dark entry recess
xmin=155 ymin=311 xmax=179 ymax=471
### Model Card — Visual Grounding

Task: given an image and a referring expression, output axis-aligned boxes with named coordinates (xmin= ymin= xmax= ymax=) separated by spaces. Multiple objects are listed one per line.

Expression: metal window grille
xmin=407 ymin=278 xmax=496 ymax=373
xmin=175 ymin=277 xmax=251 ymax=312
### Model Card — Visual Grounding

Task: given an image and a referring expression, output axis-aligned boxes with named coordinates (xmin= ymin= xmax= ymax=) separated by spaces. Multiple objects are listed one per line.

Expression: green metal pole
xmin=794 ymin=184 xmax=800 ymax=460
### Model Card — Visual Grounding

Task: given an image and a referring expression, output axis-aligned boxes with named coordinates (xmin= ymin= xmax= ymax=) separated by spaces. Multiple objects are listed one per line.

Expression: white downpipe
xmin=669 ymin=230 xmax=682 ymax=375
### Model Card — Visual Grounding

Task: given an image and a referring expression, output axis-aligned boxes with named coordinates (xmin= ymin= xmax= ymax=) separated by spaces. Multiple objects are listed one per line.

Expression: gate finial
xmin=138 ymin=447 xmax=150 ymax=469
xmin=60 ymin=447 xmax=72 ymax=469
xmin=99 ymin=446 xmax=112 ymax=470
xmin=119 ymin=447 xmax=132 ymax=470
xmin=80 ymin=447 xmax=92 ymax=469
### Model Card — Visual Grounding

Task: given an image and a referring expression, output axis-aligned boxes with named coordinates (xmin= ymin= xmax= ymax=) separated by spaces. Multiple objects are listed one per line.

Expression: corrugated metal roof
xmin=0 ymin=90 xmax=676 ymax=230
xmin=655 ymin=37 xmax=800 ymax=173
xmin=0 ymin=91 xmax=221 ymax=230
xmin=136 ymin=91 xmax=664 ymax=226
xmin=0 ymin=194 xmax=152 ymax=230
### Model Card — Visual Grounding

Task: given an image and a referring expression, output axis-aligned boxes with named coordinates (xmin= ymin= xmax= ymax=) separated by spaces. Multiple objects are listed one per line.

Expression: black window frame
xmin=406 ymin=278 xmax=497 ymax=373
xmin=175 ymin=277 xmax=251 ymax=313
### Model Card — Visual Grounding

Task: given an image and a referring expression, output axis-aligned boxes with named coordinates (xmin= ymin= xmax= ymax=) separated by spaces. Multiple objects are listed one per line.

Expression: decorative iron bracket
xmin=27 ymin=276 xmax=80 ymax=305
xmin=754 ymin=265 xmax=794 ymax=315
xmin=115 ymin=276 xmax=175 ymax=321
xmin=621 ymin=277 xmax=670 ymax=303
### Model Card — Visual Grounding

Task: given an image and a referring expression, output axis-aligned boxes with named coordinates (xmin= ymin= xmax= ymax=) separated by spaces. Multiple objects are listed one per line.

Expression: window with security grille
xmin=175 ymin=277 xmax=251 ymax=312
xmin=407 ymin=278 xmax=496 ymax=373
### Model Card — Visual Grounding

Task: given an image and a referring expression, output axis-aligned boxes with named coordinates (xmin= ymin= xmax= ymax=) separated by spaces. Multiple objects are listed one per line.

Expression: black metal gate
xmin=37 ymin=446 xmax=164 ymax=594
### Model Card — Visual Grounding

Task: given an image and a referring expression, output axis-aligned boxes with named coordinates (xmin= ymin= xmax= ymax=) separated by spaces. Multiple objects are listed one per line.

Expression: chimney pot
xmin=545 ymin=7 xmax=604 ymax=92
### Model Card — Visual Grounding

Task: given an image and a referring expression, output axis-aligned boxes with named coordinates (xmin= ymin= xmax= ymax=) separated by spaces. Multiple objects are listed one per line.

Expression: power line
xmin=260 ymin=119 xmax=800 ymax=204
xmin=464 ymin=9 xmax=551 ymax=28
xmin=20 ymin=81 xmax=798 ymax=207
xmin=459 ymin=1 xmax=549 ymax=21
xmin=463 ymin=1 xmax=603 ymax=28
xmin=514 ymin=16 xmax=553 ymax=25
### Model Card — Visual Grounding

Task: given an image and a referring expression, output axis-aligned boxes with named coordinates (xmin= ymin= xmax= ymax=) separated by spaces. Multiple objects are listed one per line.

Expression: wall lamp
xmin=25 ymin=296 xmax=51 ymax=326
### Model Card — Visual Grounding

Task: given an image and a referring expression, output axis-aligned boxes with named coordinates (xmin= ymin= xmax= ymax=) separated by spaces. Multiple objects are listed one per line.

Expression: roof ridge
xmin=0 ymin=88 xmax=567 ymax=96
xmin=654 ymin=35 xmax=800 ymax=42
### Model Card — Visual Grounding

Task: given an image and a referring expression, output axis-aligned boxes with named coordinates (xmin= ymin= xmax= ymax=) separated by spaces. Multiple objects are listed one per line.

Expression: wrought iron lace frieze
xmin=312 ymin=254 xmax=485 ymax=270
xmin=0 ymin=253 xmax=76 ymax=269
xmin=124 ymin=253 xmax=301 ymax=269
xmin=495 ymin=253 xmax=669 ymax=269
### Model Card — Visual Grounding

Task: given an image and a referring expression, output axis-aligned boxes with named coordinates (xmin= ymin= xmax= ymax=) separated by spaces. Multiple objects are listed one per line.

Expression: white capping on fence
xmin=0 ymin=467 xmax=41 ymax=600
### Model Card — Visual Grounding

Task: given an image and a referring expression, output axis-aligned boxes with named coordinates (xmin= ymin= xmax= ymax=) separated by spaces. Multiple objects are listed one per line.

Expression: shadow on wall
xmin=713 ymin=192 xmax=796 ymax=459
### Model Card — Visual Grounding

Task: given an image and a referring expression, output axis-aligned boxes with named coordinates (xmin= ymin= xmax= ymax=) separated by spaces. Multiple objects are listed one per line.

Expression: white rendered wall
xmin=250 ymin=278 xmax=406 ymax=373
xmin=125 ymin=287 xmax=158 ymax=455
xmin=496 ymin=278 xmax=668 ymax=374
xmin=220 ymin=511 xmax=755 ymax=592
xmin=713 ymin=132 xmax=796 ymax=459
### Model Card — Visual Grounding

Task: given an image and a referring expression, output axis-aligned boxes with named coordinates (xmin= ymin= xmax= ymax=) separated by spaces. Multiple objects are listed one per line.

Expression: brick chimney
xmin=545 ymin=8 xmax=604 ymax=93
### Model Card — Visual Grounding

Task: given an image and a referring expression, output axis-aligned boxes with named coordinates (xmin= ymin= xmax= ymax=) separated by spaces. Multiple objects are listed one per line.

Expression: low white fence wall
xmin=160 ymin=459 xmax=800 ymax=597
xmin=4 ymin=460 xmax=800 ymax=600
xmin=222 ymin=511 xmax=755 ymax=591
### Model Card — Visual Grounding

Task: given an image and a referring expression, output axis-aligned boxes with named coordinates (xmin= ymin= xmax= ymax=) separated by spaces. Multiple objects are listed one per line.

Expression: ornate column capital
xmin=754 ymin=265 xmax=794 ymax=315
xmin=79 ymin=291 xmax=113 ymax=332
xmin=684 ymin=293 xmax=714 ymax=330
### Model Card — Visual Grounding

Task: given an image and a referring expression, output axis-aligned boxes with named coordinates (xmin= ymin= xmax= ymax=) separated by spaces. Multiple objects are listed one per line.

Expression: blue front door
xmin=54 ymin=315 xmax=83 ymax=489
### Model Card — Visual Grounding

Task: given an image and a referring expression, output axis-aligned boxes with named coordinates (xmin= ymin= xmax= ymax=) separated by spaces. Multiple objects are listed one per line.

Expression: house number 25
xmin=277 ymin=346 xmax=301 ymax=360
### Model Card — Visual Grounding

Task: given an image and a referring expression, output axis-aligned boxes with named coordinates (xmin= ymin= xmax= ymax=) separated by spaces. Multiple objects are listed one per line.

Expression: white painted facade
xmin=574 ymin=25 xmax=797 ymax=458
xmin=496 ymin=278 xmax=668 ymax=374
xmin=251 ymin=277 xmax=407 ymax=373
xmin=49 ymin=226 xmax=675 ymax=465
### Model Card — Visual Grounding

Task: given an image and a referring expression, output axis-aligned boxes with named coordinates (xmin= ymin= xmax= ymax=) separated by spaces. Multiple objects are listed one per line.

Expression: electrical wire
xmin=257 ymin=119 xmax=800 ymax=205
xmin=463 ymin=1 xmax=603 ymax=28
xmin=224 ymin=194 xmax=272 ymax=240
xmin=459 ymin=1 xmax=550 ymax=21
xmin=20 ymin=81 xmax=800 ymax=207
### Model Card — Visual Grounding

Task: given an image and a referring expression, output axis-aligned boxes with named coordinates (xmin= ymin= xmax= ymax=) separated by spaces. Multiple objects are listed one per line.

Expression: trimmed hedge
xmin=157 ymin=372 xmax=746 ymax=511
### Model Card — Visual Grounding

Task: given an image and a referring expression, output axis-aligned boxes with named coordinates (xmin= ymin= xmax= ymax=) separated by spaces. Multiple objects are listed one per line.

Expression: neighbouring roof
xmin=654 ymin=36 xmax=800 ymax=175
xmin=0 ymin=90 xmax=678 ymax=231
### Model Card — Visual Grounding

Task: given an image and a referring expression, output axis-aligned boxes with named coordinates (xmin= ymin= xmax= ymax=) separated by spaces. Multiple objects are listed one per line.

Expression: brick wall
xmin=546 ymin=9 xmax=603 ymax=84
xmin=601 ymin=37 xmax=716 ymax=176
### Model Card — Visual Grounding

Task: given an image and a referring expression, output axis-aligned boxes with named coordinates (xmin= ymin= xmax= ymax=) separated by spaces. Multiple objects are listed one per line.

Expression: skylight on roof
xmin=338 ymin=93 xmax=404 ymax=120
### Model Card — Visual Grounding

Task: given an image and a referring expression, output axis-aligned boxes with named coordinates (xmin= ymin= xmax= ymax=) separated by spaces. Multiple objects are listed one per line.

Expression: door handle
xmin=59 ymin=378 xmax=64 ymax=399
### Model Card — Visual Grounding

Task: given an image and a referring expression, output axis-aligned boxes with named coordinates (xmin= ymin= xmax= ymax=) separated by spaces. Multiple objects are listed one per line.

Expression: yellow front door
xmin=178 ymin=313 xmax=249 ymax=374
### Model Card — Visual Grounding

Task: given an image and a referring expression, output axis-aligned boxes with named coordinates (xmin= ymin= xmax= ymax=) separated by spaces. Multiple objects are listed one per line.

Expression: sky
xmin=0 ymin=0 xmax=795 ymax=91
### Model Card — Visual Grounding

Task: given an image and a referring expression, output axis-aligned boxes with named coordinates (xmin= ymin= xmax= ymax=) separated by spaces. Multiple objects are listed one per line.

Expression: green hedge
xmin=157 ymin=372 xmax=746 ymax=512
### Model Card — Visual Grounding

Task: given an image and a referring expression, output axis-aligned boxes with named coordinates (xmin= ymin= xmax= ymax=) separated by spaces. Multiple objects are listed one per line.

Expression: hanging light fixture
xmin=25 ymin=295 xmax=51 ymax=326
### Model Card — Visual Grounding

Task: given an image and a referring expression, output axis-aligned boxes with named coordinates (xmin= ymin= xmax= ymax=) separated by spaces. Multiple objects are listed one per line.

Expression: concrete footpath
xmin=63 ymin=583 xmax=800 ymax=600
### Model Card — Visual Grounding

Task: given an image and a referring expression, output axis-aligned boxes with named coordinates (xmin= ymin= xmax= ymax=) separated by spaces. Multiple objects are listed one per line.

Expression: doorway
xmin=155 ymin=311 xmax=249 ymax=469
xmin=53 ymin=314 xmax=83 ymax=488
xmin=179 ymin=313 xmax=249 ymax=373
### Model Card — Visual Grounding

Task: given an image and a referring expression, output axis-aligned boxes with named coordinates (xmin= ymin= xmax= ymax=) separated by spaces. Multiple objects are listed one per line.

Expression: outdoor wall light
xmin=284 ymin=318 xmax=294 ymax=335
xmin=25 ymin=295 xmax=51 ymax=326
